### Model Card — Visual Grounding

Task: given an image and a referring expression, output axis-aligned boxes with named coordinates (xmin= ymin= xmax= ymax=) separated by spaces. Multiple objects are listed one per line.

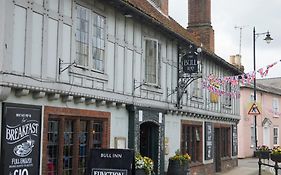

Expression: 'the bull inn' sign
xmin=88 ymin=149 xmax=134 ymax=175
xmin=1 ymin=103 xmax=41 ymax=175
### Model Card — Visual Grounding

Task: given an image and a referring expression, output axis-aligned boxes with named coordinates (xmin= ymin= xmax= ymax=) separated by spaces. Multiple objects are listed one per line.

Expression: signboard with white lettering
xmin=232 ymin=125 xmax=238 ymax=156
xmin=88 ymin=149 xmax=134 ymax=175
xmin=1 ymin=103 xmax=41 ymax=175
xmin=182 ymin=51 xmax=198 ymax=74
xmin=205 ymin=122 xmax=213 ymax=160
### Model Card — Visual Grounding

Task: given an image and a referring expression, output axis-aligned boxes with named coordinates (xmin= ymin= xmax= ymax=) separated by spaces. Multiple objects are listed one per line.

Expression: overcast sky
xmin=169 ymin=0 xmax=281 ymax=78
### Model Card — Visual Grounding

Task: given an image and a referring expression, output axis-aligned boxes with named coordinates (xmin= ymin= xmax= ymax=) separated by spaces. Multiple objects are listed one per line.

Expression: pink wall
xmin=238 ymin=87 xmax=281 ymax=158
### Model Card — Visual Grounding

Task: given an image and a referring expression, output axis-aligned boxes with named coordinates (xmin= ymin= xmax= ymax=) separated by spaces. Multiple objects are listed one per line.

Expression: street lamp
xmin=253 ymin=27 xmax=273 ymax=150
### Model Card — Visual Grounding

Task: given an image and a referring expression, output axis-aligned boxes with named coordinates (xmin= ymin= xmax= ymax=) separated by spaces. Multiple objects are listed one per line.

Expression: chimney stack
xmin=187 ymin=0 xmax=214 ymax=52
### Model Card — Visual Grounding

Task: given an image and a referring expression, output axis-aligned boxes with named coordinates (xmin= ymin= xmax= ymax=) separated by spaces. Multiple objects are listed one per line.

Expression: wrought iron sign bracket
xmin=59 ymin=58 xmax=77 ymax=74
xmin=176 ymin=44 xmax=203 ymax=109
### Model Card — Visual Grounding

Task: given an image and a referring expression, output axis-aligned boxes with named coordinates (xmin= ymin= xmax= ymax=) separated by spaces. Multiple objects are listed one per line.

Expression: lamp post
xmin=253 ymin=27 xmax=273 ymax=150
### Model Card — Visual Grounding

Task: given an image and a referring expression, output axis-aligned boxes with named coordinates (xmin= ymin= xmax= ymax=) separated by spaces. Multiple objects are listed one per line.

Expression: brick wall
xmin=188 ymin=0 xmax=211 ymax=26
xmin=187 ymin=0 xmax=214 ymax=52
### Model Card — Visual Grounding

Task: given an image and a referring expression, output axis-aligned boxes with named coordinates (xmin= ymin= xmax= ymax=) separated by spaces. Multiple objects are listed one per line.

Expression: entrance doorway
xmin=140 ymin=122 xmax=159 ymax=174
xmin=214 ymin=128 xmax=221 ymax=172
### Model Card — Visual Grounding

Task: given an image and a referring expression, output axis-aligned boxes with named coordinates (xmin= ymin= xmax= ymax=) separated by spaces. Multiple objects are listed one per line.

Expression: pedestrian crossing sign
xmin=248 ymin=103 xmax=261 ymax=115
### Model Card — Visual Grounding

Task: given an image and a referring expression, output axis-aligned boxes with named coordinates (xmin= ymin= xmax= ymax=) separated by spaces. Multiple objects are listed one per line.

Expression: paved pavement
xmin=216 ymin=158 xmax=273 ymax=175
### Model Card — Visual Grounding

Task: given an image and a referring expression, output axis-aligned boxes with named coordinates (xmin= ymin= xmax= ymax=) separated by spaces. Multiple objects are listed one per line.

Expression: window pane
xmin=93 ymin=122 xmax=103 ymax=148
xmin=78 ymin=121 xmax=88 ymax=175
xmin=181 ymin=124 xmax=201 ymax=162
xmin=76 ymin=5 xmax=89 ymax=66
xmin=63 ymin=120 xmax=74 ymax=174
xmin=48 ymin=120 xmax=59 ymax=175
xmin=92 ymin=12 xmax=105 ymax=72
xmin=145 ymin=40 xmax=157 ymax=84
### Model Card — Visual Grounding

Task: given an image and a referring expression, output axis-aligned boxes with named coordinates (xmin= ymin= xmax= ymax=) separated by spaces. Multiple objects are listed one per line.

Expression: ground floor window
xmin=181 ymin=121 xmax=203 ymax=163
xmin=44 ymin=106 xmax=110 ymax=175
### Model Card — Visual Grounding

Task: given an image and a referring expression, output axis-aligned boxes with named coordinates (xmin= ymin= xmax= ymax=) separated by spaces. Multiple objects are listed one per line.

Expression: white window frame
xmin=273 ymin=98 xmax=279 ymax=113
xmin=144 ymin=38 xmax=161 ymax=86
xmin=75 ymin=4 xmax=106 ymax=73
xmin=273 ymin=127 xmax=279 ymax=146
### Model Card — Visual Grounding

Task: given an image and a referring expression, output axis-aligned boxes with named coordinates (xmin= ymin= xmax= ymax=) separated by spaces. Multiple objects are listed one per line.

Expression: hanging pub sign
xmin=182 ymin=49 xmax=198 ymax=74
xmin=205 ymin=122 xmax=213 ymax=160
xmin=88 ymin=149 xmax=134 ymax=175
xmin=1 ymin=103 xmax=42 ymax=175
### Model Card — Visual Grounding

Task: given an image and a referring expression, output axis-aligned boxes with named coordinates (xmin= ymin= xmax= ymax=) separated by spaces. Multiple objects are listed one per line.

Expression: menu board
xmin=205 ymin=122 xmax=213 ymax=160
xmin=232 ymin=125 xmax=238 ymax=156
xmin=1 ymin=103 xmax=41 ymax=175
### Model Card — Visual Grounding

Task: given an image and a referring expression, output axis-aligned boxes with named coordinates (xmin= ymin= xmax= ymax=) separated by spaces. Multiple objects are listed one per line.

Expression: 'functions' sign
xmin=1 ymin=103 xmax=41 ymax=175
xmin=88 ymin=149 xmax=134 ymax=175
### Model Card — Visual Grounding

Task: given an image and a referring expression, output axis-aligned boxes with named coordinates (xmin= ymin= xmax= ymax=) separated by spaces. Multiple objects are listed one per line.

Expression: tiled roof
xmin=110 ymin=0 xmax=243 ymax=74
xmin=119 ymin=0 xmax=201 ymax=45
xmin=241 ymin=79 xmax=281 ymax=96
xmin=257 ymin=77 xmax=281 ymax=89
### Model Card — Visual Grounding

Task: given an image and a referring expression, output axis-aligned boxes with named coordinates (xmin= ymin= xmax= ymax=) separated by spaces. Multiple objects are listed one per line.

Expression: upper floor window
xmin=224 ymin=83 xmax=232 ymax=106
xmin=192 ymin=78 xmax=203 ymax=98
xmin=250 ymin=93 xmax=259 ymax=102
xmin=273 ymin=98 xmax=279 ymax=113
xmin=144 ymin=39 xmax=161 ymax=85
xmin=76 ymin=5 xmax=105 ymax=72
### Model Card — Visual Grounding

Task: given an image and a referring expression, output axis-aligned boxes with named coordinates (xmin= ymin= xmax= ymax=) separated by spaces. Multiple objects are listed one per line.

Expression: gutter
xmin=110 ymin=0 xmax=243 ymax=75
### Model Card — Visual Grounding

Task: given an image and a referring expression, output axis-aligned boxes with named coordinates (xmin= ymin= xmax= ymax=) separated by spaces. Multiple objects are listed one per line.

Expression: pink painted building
xmin=238 ymin=77 xmax=281 ymax=158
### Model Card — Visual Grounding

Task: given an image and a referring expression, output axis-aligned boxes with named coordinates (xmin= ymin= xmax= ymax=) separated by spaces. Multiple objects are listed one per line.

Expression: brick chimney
xmin=161 ymin=0 xmax=168 ymax=16
xmin=149 ymin=0 xmax=168 ymax=16
xmin=187 ymin=0 xmax=214 ymax=52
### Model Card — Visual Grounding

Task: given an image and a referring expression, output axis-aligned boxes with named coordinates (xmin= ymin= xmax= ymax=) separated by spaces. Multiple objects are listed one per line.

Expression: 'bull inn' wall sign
xmin=88 ymin=149 xmax=134 ymax=175
xmin=1 ymin=103 xmax=42 ymax=175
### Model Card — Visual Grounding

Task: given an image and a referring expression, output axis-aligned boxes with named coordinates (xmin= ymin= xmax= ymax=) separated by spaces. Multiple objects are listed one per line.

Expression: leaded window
xmin=47 ymin=118 xmax=104 ymax=175
xmin=145 ymin=39 xmax=161 ymax=85
xmin=76 ymin=5 xmax=105 ymax=72
xmin=224 ymin=83 xmax=232 ymax=106
xmin=192 ymin=78 xmax=202 ymax=98
xmin=47 ymin=120 xmax=59 ymax=175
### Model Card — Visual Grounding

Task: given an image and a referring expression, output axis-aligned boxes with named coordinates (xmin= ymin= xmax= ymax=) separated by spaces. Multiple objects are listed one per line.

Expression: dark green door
xmin=140 ymin=122 xmax=159 ymax=174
